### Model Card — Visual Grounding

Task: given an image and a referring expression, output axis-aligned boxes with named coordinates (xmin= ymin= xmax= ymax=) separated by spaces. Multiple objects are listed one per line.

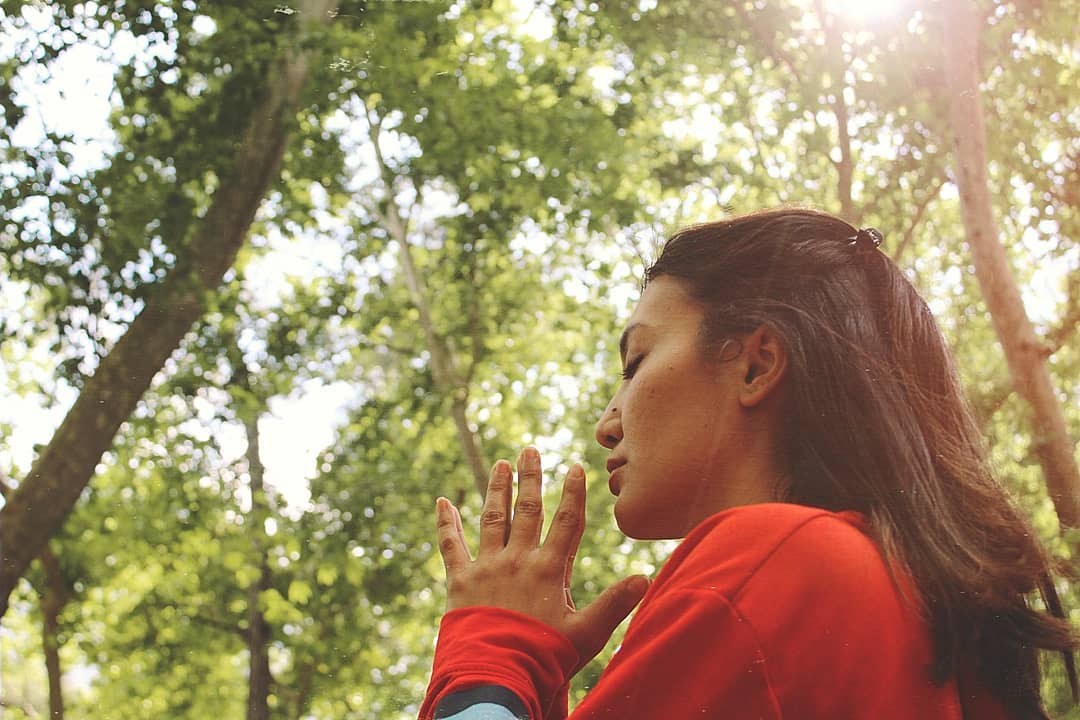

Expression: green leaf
xmin=287 ymin=579 xmax=313 ymax=605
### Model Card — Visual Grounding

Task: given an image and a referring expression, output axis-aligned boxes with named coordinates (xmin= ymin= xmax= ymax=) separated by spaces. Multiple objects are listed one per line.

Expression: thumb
xmin=575 ymin=575 xmax=650 ymax=653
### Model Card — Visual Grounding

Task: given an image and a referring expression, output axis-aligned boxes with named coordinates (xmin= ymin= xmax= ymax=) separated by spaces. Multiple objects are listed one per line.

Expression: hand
xmin=436 ymin=447 xmax=650 ymax=667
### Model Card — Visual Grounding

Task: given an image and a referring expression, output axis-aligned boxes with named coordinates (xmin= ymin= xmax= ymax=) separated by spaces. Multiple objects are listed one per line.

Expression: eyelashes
xmin=621 ymin=355 xmax=643 ymax=380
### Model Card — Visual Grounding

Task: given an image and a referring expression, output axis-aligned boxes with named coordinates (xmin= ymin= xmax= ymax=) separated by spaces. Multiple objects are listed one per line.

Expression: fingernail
xmin=496 ymin=460 xmax=511 ymax=477
xmin=568 ymin=463 xmax=584 ymax=480
xmin=522 ymin=447 xmax=539 ymax=464
xmin=436 ymin=497 xmax=451 ymax=513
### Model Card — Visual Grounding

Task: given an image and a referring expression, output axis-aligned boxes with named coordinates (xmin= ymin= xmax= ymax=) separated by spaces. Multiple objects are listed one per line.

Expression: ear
xmin=737 ymin=325 xmax=787 ymax=408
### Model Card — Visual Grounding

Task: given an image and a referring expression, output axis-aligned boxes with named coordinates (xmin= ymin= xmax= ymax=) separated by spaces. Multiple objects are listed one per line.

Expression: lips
xmin=606 ymin=458 xmax=626 ymax=495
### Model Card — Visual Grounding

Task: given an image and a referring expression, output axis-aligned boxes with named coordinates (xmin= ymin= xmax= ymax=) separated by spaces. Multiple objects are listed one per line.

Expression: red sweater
xmin=420 ymin=503 xmax=1008 ymax=719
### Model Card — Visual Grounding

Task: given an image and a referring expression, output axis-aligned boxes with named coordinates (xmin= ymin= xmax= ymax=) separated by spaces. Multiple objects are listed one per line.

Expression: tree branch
xmin=0 ymin=0 xmax=342 ymax=615
xmin=361 ymin=96 xmax=489 ymax=498
xmin=942 ymin=0 xmax=1080 ymax=527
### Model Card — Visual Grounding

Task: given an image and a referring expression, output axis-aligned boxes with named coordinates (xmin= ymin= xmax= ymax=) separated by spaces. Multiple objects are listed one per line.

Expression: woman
xmin=419 ymin=208 xmax=1078 ymax=719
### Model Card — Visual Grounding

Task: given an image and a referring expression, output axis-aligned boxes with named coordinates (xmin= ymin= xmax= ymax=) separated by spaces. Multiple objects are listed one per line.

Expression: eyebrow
xmin=619 ymin=322 xmax=646 ymax=362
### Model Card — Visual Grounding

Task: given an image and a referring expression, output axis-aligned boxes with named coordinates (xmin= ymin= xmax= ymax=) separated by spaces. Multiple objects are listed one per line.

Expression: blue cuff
xmin=433 ymin=684 xmax=529 ymax=720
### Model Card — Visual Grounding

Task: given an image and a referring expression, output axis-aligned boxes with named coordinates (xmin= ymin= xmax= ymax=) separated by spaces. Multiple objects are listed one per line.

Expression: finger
xmin=451 ymin=504 xmax=471 ymax=561
xmin=436 ymin=497 xmax=471 ymax=572
xmin=478 ymin=460 xmax=513 ymax=557
xmin=576 ymin=575 xmax=650 ymax=657
xmin=564 ymin=554 xmax=576 ymax=601
xmin=561 ymin=494 xmax=581 ymax=610
xmin=544 ymin=463 xmax=586 ymax=560
xmin=508 ymin=447 xmax=544 ymax=548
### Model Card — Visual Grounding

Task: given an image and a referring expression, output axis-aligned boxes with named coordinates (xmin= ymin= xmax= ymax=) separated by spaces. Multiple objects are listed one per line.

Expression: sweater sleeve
xmin=418 ymin=607 xmax=579 ymax=720
xmin=419 ymin=590 xmax=780 ymax=720
xmin=568 ymin=588 xmax=781 ymax=719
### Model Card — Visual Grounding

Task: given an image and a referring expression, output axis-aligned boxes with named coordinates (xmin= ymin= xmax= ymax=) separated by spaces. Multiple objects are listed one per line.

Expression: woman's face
xmin=594 ymin=276 xmax=778 ymax=539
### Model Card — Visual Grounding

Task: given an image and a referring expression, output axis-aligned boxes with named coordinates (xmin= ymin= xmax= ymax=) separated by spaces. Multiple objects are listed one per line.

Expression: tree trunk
xmin=0 ymin=0 xmax=340 ymax=616
xmin=241 ymin=407 xmax=273 ymax=720
xmin=941 ymin=0 xmax=1080 ymax=528
xmin=0 ymin=473 xmax=66 ymax=719
xmin=39 ymin=545 xmax=66 ymax=720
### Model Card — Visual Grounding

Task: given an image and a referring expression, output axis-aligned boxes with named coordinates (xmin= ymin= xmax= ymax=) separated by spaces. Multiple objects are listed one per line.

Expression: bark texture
xmin=942 ymin=0 xmax=1080 ymax=527
xmin=0 ymin=0 xmax=340 ymax=615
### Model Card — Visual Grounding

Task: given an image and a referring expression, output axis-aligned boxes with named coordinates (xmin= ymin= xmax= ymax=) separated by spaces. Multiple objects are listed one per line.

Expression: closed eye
xmin=621 ymin=355 xmax=643 ymax=380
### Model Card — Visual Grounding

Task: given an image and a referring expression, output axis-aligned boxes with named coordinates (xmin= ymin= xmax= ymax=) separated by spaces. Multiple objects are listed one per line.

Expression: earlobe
xmin=738 ymin=325 xmax=787 ymax=408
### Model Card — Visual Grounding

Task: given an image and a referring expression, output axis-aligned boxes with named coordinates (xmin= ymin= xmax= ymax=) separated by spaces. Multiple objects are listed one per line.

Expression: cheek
xmin=631 ymin=370 xmax=669 ymax=406
xmin=620 ymin=387 xmax=656 ymax=436
xmin=627 ymin=372 xmax=680 ymax=427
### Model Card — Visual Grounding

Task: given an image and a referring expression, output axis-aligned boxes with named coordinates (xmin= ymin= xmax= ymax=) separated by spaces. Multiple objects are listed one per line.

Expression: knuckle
xmin=479 ymin=509 xmax=507 ymax=528
xmin=552 ymin=508 xmax=579 ymax=529
xmin=439 ymin=536 xmax=459 ymax=555
xmin=486 ymin=475 xmax=510 ymax=493
xmin=514 ymin=498 xmax=543 ymax=517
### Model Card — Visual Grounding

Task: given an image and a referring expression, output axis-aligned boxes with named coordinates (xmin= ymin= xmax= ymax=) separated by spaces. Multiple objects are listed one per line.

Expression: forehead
xmin=629 ymin=276 xmax=703 ymax=327
xmin=620 ymin=277 xmax=705 ymax=359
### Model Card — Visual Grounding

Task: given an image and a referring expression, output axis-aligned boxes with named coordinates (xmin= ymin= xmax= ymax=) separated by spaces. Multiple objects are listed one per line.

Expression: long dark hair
xmin=645 ymin=207 xmax=1077 ymax=718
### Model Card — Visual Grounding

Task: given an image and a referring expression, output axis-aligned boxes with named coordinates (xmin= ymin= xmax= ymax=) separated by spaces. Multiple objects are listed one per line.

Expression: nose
xmin=594 ymin=399 xmax=622 ymax=450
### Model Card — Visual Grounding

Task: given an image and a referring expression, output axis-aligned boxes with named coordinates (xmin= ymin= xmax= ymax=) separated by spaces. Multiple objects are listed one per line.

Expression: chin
xmin=614 ymin=504 xmax=685 ymax=541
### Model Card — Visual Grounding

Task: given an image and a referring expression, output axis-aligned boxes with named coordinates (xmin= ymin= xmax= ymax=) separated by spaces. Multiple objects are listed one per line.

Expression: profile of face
xmin=594 ymin=276 xmax=787 ymax=540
